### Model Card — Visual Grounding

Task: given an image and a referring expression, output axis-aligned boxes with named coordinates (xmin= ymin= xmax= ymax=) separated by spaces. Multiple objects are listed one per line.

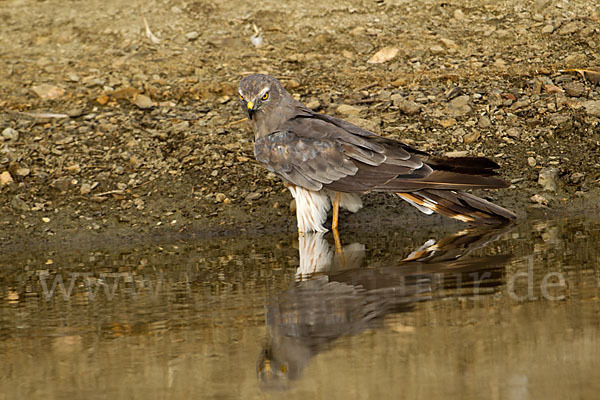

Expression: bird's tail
xmin=396 ymin=189 xmax=516 ymax=225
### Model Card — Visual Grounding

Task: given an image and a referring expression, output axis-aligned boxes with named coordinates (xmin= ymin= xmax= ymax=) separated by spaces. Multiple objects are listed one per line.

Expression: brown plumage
xmin=239 ymin=74 xmax=516 ymax=232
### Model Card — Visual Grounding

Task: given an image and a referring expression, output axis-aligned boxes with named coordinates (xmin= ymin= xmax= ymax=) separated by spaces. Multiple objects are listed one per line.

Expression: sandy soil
xmin=1 ymin=0 xmax=599 ymax=249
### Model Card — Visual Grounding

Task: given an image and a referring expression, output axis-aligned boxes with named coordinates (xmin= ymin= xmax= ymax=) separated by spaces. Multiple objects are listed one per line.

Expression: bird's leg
xmin=332 ymin=226 xmax=346 ymax=266
xmin=331 ymin=192 xmax=346 ymax=265
xmin=332 ymin=192 xmax=341 ymax=231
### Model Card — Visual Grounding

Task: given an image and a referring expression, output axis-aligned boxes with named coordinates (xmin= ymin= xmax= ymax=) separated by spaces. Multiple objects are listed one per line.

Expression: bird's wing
xmin=254 ymin=130 xmax=360 ymax=191
xmin=255 ymin=114 xmax=509 ymax=193
xmin=254 ymin=116 xmax=426 ymax=193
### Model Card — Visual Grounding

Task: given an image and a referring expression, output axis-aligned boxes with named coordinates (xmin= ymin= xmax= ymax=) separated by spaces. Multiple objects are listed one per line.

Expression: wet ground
xmin=1 ymin=216 xmax=599 ymax=399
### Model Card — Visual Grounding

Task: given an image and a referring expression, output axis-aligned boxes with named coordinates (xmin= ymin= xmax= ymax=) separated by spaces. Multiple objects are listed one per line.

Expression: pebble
xmin=215 ymin=193 xmax=226 ymax=203
xmin=445 ymin=150 xmax=469 ymax=157
xmin=0 ymin=171 xmax=14 ymax=186
xmin=463 ymin=130 xmax=481 ymax=144
xmin=16 ymin=168 xmax=30 ymax=177
xmin=134 ymin=94 xmax=154 ymax=109
xmin=583 ymin=101 xmax=600 ymax=117
xmin=563 ymin=81 xmax=584 ymax=97
xmin=453 ymin=9 xmax=465 ymax=20
xmin=527 ymin=157 xmax=537 ymax=167
xmin=80 ymin=183 xmax=92 ymax=195
xmin=31 ymin=84 xmax=65 ymax=99
xmin=430 ymin=45 xmax=445 ymax=55
xmin=336 ymin=104 xmax=362 ymax=116
xmin=478 ymin=116 xmax=491 ymax=128
xmin=439 ymin=118 xmax=457 ymax=128
xmin=67 ymin=108 xmax=84 ymax=117
xmin=538 ymin=167 xmax=558 ymax=192
xmin=439 ymin=38 xmax=458 ymax=51
xmin=245 ymin=192 xmax=262 ymax=201
xmin=530 ymin=194 xmax=549 ymax=206
xmin=306 ymin=100 xmax=320 ymax=110
xmin=367 ymin=47 xmax=399 ymax=64
xmin=2 ymin=127 xmax=19 ymax=141
xmin=448 ymin=95 xmax=472 ymax=116
xmin=392 ymin=95 xmax=421 ymax=115
xmin=185 ymin=31 xmax=199 ymax=41
xmin=541 ymin=24 xmax=554 ymax=34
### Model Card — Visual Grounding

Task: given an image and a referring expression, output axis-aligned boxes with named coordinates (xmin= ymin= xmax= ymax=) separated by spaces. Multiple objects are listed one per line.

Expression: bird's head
xmin=238 ymin=74 xmax=284 ymax=121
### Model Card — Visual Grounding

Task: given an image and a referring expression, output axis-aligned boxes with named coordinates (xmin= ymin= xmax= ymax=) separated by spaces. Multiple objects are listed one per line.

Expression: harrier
xmin=238 ymin=74 xmax=515 ymax=233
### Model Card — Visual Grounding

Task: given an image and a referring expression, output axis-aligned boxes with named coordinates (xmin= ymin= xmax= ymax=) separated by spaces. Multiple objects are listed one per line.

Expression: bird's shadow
xmin=257 ymin=225 xmax=512 ymax=390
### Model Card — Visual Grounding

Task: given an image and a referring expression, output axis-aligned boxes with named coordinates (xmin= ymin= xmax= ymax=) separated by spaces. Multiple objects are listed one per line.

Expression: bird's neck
xmin=253 ymin=98 xmax=308 ymax=140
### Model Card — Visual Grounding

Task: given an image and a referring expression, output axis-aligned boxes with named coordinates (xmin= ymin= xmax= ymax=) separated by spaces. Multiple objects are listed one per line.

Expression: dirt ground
xmin=1 ymin=0 xmax=599 ymax=250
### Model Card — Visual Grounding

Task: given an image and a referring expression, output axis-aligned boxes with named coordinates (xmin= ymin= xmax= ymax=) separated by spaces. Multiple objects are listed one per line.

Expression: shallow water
xmin=1 ymin=217 xmax=599 ymax=399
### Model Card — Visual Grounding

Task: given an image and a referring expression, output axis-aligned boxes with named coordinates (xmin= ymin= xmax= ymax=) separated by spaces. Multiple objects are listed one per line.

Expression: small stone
xmin=583 ymin=101 xmax=600 ymax=117
xmin=336 ymin=104 xmax=362 ymax=116
xmin=559 ymin=22 xmax=579 ymax=35
xmin=453 ymin=9 xmax=465 ymax=20
xmin=439 ymin=38 xmax=458 ymax=51
xmin=287 ymin=79 xmax=300 ymax=89
xmin=11 ymin=196 xmax=29 ymax=212
xmin=185 ymin=31 xmax=199 ymax=41
xmin=478 ymin=115 xmax=491 ymax=128
xmin=31 ymin=84 xmax=65 ymax=99
xmin=541 ymin=24 xmax=554 ymax=34
xmin=538 ymin=167 xmax=558 ymax=192
xmin=245 ymin=192 xmax=262 ymax=201
xmin=51 ymin=177 xmax=71 ymax=192
xmin=2 ymin=127 xmax=19 ymax=141
xmin=564 ymin=53 xmax=587 ymax=66
xmin=66 ymin=73 xmax=80 ymax=82
xmin=430 ymin=45 xmax=445 ymax=55
xmin=439 ymin=118 xmax=457 ymax=128
xmin=134 ymin=94 xmax=154 ymax=109
xmin=395 ymin=98 xmax=421 ymax=115
xmin=463 ymin=130 xmax=481 ymax=144
xmin=0 ymin=171 xmax=14 ymax=186
xmin=534 ymin=0 xmax=552 ymax=12
xmin=527 ymin=157 xmax=537 ymax=167
xmin=445 ymin=150 xmax=469 ymax=157
xmin=67 ymin=108 xmax=84 ymax=117
xmin=367 ymin=47 xmax=399 ymax=64
xmin=80 ymin=183 xmax=92 ymax=195
xmin=306 ymin=100 xmax=320 ymax=110
xmin=42 ymin=217 xmax=51 ymax=223
xmin=96 ymin=94 xmax=109 ymax=105
xmin=15 ymin=168 xmax=30 ymax=177
xmin=448 ymin=95 xmax=472 ymax=116
xmin=530 ymin=194 xmax=549 ymax=206
xmin=215 ymin=193 xmax=226 ymax=202
xmin=563 ymin=81 xmax=585 ymax=97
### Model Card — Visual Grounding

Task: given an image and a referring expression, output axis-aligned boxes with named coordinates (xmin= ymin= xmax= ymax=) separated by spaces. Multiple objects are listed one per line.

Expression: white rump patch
xmin=288 ymin=186 xmax=331 ymax=233
xmin=327 ymin=191 xmax=363 ymax=213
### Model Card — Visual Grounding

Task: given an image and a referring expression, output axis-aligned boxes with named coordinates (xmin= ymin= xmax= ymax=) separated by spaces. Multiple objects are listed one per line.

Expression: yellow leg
xmin=332 ymin=192 xmax=345 ymax=265
xmin=332 ymin=192 xmax=341 ymax=231
xmin=333 ymin=226 xmax=346 ymax=266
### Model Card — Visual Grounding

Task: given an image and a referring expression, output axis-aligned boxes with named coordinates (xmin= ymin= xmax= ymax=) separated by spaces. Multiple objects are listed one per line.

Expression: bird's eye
xmin=262 ymin=92 xmax=269 ymax=100
xmin=239 ymin=94 xmax=245 ymax=101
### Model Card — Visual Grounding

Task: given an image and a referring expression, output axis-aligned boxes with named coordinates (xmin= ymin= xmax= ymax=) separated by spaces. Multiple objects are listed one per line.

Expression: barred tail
xmin=397 ymin=189 xmax=516 ymax=225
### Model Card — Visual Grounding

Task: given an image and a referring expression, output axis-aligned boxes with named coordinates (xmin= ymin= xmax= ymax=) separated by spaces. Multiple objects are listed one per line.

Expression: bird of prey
xmin=238 ymin=74 xmax=516 ymax=233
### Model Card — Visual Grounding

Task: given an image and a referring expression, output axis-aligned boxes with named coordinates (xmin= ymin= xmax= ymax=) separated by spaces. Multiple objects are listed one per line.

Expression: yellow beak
xmin=247 ymin=101 xmax=254 ymax=110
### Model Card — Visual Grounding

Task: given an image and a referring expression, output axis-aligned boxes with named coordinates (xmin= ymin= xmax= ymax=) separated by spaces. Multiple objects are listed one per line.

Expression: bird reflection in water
xmin=258 ymin=227 xmax=511 ymax=388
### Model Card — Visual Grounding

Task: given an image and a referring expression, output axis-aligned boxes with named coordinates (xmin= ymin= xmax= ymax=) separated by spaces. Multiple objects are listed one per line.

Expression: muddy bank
xmin=1 ymin=0 xmax=599 ymax=249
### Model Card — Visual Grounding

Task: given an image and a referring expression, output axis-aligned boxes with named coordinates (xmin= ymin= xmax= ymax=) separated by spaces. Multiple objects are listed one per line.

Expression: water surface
xmin=1 ymin=217 xmax=599 ymax=399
